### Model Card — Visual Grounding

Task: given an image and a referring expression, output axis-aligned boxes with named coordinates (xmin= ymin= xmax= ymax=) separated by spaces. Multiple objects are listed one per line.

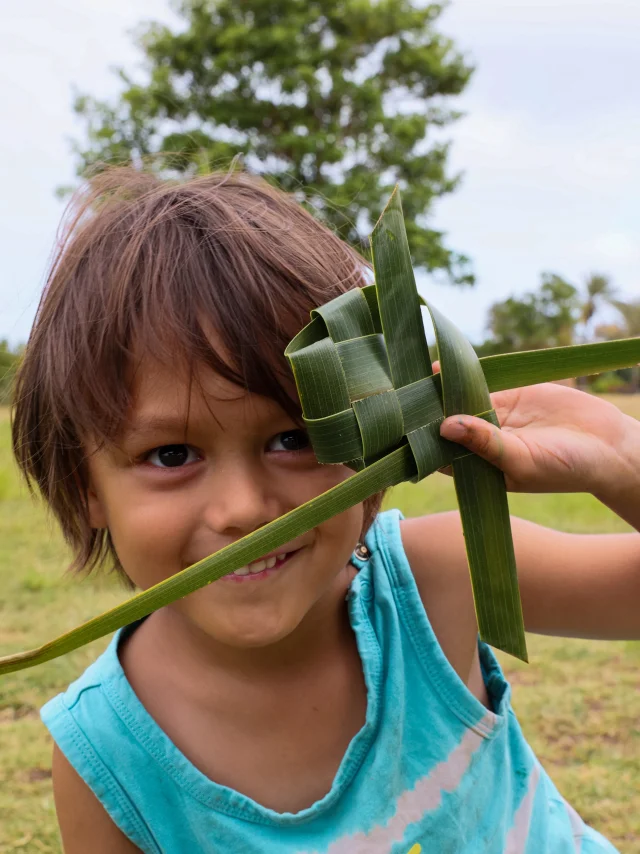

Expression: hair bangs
xmin=11 ymin=167 xmax=383 ymax=586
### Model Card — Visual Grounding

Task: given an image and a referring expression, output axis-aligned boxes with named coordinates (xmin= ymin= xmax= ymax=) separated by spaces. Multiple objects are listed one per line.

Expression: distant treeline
xmin=473 ymin=273 xmax=640 ymax=393
xmin=0 ymin=341 xmax=23 ymax=406
xmin=1 ymin=273 xmax=638 ymax=406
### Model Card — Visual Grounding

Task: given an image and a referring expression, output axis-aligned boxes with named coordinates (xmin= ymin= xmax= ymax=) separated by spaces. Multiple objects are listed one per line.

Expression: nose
xmin=203 ymin=459 xmax=282 ymax=537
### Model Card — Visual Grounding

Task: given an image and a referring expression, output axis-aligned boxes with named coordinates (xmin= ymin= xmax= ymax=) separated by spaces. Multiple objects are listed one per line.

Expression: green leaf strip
xmin=481 ymin=338 xmax=640 ymax=392
xmin=425 ymin=301 xmax=526 ymax=659
xmin=370 ymin=188 xmax=433 ymax=385
xmin=452 ymin=450 xmax=527 ymax=661
xmin=0 ymin=446 xmax=416 ymax=675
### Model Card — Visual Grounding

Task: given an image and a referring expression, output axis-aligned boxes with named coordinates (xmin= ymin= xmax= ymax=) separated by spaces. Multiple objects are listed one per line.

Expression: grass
xmin=0 ymin=396 xmax=639 ymax=852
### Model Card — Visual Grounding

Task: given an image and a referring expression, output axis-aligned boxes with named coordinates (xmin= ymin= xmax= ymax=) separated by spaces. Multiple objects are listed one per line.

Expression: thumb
xmin=440 ymin=415 xmax=511 ymax=468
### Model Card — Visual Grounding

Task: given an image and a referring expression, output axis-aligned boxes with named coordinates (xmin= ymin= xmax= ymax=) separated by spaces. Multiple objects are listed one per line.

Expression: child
xmin=11 ymin=168 xmax=640 ymax=853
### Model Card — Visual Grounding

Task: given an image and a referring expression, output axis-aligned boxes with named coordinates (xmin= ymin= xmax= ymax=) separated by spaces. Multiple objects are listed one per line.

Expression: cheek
xmin=271 ymin=461 xmax=357 ymax=517
xmin=314 ymin=467 xmax=365 ymax=539
xmin=295 ymin=461 xmax=356 ymax=496
xmin=318 ymin=503 xmax=364 ymax=561
xmin=106 ymin=491 xmax=194 ymax=582
xmin=271 ymin=463 xmax=364 ymax=552
xmin=105 ymin=462 xmax=361 ymax=586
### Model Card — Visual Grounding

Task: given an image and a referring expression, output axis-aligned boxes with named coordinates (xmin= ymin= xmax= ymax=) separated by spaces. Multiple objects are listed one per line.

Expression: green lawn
xmin=0 ymin=397 xmax=639 ymax=852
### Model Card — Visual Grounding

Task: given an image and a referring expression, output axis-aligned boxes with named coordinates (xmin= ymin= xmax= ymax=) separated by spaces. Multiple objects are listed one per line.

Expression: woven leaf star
xmin=287 ymin=188 xmax=526 ymax=659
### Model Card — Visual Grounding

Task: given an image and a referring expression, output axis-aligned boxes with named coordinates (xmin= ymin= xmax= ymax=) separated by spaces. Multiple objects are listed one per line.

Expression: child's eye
xmin=267 ymin=430 xmax=311 ymax=453
xmin=142 ymin=444 xmax=200 ymax=469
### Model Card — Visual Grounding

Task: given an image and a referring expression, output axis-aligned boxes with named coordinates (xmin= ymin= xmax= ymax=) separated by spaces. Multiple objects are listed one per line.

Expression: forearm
xmin=525 ymin=534 xmax=640 ymax=640
xmin=592 ymin=412 xmax=640 ymax=532
xmin=514 ymin=518 xmax=640 ymax=640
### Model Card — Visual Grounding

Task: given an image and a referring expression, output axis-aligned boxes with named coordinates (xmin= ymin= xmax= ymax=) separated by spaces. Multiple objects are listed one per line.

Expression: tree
xmin=70 ymin=0 xmax=474 ymax=283
xmin=610 ymin=299 xmax=640 ymax=337
xmin=0 ymin=340 xmax=24 ymax=406
xmin=578 ymin=272 xmax=616 ymax=342
xmin=596 ymin=299 xmax=640 ymax=391
xmin=482 ymin=273 xmax=581 ymax=354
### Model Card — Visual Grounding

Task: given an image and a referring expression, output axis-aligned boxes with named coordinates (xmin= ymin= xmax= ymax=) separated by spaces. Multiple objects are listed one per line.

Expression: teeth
xmin=249 ymin=559 xmax=267 ymax=574
xmin=231 ymin=553 xmax=290 ymax=577
xmin=233 ymin=566 xmax=250 ymax=576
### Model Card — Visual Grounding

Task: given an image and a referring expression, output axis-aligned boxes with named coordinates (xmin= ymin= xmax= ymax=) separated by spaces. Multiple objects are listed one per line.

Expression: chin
xmin=219 ymin=617 xmax=300 ymax=649
xmin=189 ymin=605 xmax=301 ymax=650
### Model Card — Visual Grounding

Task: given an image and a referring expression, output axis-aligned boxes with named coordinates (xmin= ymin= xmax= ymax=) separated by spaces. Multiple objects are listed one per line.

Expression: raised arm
xmin=435 ymin=381 xmax=640 ymax=638
xmin=513 ymin=518 xmax=640 ymax=639
xmin=405 ymin=510 xmax=640 ymax=662
xmin=440 ymin=382 xmax=640 ymax=533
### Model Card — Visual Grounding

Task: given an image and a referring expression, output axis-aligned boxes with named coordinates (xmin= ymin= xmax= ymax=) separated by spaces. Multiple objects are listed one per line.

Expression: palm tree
xmin=573 ymin=273 xmax=616 ymax=388
xmin=596 ymin=298 xmax=640 ymax=391
xmin=611 ymin=299 xmax=640 ymax=336
xmin=580 ymin=273 xmax=617 ymax=332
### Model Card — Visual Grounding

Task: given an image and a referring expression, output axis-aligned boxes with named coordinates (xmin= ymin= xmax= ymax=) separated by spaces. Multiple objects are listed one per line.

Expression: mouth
xmin=220 ymin=548 xmax=301 ymax=583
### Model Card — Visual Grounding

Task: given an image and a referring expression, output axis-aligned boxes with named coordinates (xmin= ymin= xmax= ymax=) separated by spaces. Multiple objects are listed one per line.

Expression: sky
xmin=1 ymin=0 xmax=638 ymax=349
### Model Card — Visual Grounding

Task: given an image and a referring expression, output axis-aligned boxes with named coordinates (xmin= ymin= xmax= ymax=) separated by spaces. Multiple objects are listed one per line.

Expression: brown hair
xmin=11 ymin=167 xmax=384 ymax=588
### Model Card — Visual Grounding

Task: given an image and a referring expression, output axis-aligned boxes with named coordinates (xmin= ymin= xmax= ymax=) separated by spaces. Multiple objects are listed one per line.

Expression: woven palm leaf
xmin=287 ymin=188 xmax=526 ymax=658
xmin=1 ymin=187 xmax=639 ymax=674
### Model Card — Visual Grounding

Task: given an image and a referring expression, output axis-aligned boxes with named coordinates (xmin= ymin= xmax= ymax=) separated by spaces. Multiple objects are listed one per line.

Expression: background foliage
xmin=69 ymin=0 xmax=475 ymax=282
xmin=475 ymin=274 xmax=640 ymax=393
xmin=0 ymin=343 xmax=23 ymax=407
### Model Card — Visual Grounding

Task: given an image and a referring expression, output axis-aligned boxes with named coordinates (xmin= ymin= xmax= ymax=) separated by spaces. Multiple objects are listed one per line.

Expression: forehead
xmin=130 ymin=352 xmax=240 ymax=404
xmin=127 ymin=321 xmax=242 ymax=409
xmin=121 ymin=353 xmax=283 ymax=439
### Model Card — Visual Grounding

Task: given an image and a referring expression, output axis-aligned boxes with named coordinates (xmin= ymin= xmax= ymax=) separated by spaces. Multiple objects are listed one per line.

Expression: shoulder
xmin=398 ymin=511 xmax=488 ymax=700
xmin=397 ymin=509 xmax=577 ymax=616
xmin=397 ymin=510 xmax=607 ymax=679
xmin=399 ymin=511 xmax=466 ymax=580
xmin=52 ymin=743 xmax=141 ymax=853
xmin=44 ymin=630 xmax=122 ymax=716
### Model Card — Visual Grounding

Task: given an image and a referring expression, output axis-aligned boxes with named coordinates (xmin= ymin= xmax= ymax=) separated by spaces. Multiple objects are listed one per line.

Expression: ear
xmin=86 ymin=486 xmax=109 ymax=530
xmin=74 ymin=470 xmax=108 ymax=530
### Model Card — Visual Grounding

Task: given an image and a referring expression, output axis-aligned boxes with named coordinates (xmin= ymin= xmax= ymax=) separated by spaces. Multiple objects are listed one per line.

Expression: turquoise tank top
xmin=41 ymin=509 xmax=618 ymax=853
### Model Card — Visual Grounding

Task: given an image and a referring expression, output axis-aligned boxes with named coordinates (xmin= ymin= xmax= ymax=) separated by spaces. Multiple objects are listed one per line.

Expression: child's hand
xmin=436 ymin=368 xmax=639 ymax=497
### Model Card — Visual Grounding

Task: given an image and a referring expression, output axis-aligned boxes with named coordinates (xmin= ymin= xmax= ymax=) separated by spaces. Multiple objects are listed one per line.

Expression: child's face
xmin=84 ymin=352 xmax=364 ymax=650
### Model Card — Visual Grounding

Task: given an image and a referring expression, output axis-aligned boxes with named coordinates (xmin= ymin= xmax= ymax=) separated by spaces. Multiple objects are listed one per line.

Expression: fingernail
xmin=442 ymin=417 xmax=470 ymax=440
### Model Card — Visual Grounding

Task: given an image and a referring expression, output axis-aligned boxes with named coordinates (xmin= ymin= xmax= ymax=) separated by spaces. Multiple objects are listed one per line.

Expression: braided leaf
xmin=289 ymin=188 xmax=526 ymax=659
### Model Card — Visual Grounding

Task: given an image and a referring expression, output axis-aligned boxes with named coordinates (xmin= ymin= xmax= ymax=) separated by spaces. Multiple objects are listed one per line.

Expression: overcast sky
xmin=1 ymin=0 xmax=638 ymax=348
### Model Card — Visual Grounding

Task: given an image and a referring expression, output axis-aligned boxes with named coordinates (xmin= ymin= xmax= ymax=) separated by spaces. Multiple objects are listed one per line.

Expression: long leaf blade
xmin=482 ymin=338 xmax=640 ymax=391
xmin=426 ymin=296 xmax=525 ymax=658
xmin=2 ymin=338 xmax=638 ymax=673
xmin=0 ymin=447 xmax=415 ymax=675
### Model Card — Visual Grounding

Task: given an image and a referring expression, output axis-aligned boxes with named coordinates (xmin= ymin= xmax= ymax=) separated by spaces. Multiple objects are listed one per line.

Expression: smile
xmin=220 ymin=550 xmax=298 ymax=583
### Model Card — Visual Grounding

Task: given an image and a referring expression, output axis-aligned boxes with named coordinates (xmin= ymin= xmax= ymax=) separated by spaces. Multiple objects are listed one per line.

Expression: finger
xmin=437 ymin=465 xmax=453 ymax=477
xmin=432 ymin=360 xmax=440 ymax=374
xmin=439 ymin=415 xmax=523 ymax=471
